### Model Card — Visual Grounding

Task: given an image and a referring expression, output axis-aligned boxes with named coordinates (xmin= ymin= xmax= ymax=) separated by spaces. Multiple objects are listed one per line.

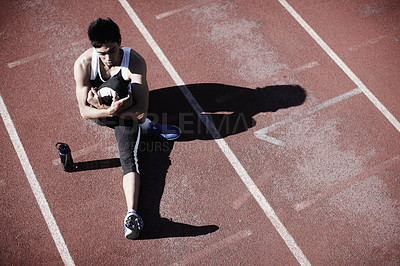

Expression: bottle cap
xmin=56 ymin=142 xmax=70 ymax=155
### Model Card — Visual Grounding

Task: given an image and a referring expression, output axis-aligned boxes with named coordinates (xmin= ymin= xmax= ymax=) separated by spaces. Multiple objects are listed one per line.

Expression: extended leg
xmin=114 ymin=123 xmax=144 ymax=239
xmin=123 ymin=172 xmax=140 ymax=211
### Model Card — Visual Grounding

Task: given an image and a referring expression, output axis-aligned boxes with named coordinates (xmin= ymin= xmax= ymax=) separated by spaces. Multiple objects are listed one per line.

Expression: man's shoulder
xmin=127 ymin=48 xmax=145 ymax=63
xmin=75 ymin=48 xmax=94 ymax=68
xmin=124 ymin=47 xmax=146 ymax=74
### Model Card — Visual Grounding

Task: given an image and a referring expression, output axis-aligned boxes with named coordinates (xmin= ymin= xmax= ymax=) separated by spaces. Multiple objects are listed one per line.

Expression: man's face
xmin=95 ymin=42 xmax=121 ymax=68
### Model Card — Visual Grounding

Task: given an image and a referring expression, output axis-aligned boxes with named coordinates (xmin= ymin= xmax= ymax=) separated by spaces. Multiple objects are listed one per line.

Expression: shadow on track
xmin=137 ymin=134 xmax=219 ymax=239
xmin=147 ymin=83 xmax=307 ymax=141
xmin=135 ymin=83 xmax=306 ymax=239
xmin=72 ymin=158 xmax=121 ymax=172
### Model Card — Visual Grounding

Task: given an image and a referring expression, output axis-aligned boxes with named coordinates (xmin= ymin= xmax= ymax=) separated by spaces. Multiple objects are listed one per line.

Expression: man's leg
xmin=123 ymin=172 xmax=140 ymax=211
xmin=114 ymin=122 xmax=144 ymax=239
xmin=114 ymin=122 xmax=141 ymax=211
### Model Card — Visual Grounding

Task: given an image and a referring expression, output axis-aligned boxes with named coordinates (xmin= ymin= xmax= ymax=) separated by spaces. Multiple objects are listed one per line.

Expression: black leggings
xmin=94 ymin=117 xmax=141 ymax=175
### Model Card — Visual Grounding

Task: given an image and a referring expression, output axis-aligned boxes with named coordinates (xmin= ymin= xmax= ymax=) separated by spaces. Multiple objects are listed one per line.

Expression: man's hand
xmin=107 ymin=91 xmax=131 ymax=116
xmin=87 ymin=88 xmax=104 ymax=109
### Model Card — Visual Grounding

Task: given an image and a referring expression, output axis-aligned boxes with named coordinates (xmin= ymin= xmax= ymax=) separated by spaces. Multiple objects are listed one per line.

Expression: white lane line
xmin=255 ymin=88 xmax=362 ymax=146
xmin=7 ymin=39 xmax=87 ymax=68
xmin=172 ymin=230 xmax=252 ymax=265
xmin=0 ymin=94 xmax=75 ymax=266
xmin=278 ymin=0 xmax=400 ymax=132
xmin=233 ymin=171 xmax=274 ymax=210
xmin=118 ymin=1 xmax=311 ymax=265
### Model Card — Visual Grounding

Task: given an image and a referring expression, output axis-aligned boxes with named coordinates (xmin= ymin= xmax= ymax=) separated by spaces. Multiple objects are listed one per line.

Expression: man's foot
xmin=146 ymin=122 xmax=181 ymax=141
xmin=124 ymin=211 xmax=144 ymax=240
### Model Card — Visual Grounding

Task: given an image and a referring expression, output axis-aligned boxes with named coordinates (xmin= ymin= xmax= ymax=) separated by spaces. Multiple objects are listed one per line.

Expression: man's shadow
xmin=147 ymin=83 xmax=307 ymax=140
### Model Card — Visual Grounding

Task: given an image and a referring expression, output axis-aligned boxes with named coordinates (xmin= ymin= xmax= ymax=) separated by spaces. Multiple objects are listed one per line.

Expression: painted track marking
xmin=233 ymin=171 xmax=274 ymax=210
xmin=263 ymin=61 xmax=319 ymax=84
xmin=155 ymin=0 xmax=212 ymax=20
xmin=7 ymin=39 xmax=87 ymax=68
xmin=294 ymin=155 xmax=400 ymax=211
xmin=278 ymin=0 xmax=400 ymax=132
xmin=156 ymin=3 xmax=198 ymax=19
xmin=348 ymin=35 xmax=387 ymax=52
xmin=0 ymin=94 xmax=75 ymax=266
xmin=255 ymin=88 xmax=363 ymax=146
xmin=119 ymin=0 xmax=311 ymax=265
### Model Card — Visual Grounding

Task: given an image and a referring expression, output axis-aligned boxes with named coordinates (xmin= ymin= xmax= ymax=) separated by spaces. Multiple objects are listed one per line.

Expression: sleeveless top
xmin=89 ymin=47 xmax=132 ymax=94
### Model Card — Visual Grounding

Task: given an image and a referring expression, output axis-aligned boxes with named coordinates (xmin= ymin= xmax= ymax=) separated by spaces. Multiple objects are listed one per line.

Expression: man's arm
xmin=74 ymin=50 xmax=129 ymax=119
xmin=116 ymin=50 xmax=149 ymax=123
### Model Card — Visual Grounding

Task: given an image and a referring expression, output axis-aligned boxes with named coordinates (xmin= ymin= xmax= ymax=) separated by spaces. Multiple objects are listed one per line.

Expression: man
xmin=74 ymin=17 xmax=179 ymax=239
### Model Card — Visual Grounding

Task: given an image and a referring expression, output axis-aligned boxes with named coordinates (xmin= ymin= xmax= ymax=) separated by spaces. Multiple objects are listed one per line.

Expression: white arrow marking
xmin=254 ymin=88 xmax=362 ymax=146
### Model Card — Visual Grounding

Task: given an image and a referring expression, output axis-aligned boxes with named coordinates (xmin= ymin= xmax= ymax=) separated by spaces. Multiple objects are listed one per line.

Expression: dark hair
xmin=88 ymin=17 xmax=121 ymax=47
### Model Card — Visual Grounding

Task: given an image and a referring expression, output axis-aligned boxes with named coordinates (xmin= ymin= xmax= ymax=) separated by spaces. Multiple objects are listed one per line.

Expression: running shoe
xmin=146 ymin=122 xmax=181 ymax=141
xmin=124 ymin=212 xmax=144 ymax=240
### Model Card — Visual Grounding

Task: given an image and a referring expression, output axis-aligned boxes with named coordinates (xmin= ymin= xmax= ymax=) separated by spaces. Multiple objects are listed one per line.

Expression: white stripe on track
xmin=155 ymin=4 xmax=197 ymax=20
xmin=7 ymin=39 xmax=87 ymax=68
xmin=118 ymin=1 xmax=311 ymax=265
xmin=278 ymin=0 xmax=400 ymax=132
xmin=0 ymin=94 xmax=75 ymax=266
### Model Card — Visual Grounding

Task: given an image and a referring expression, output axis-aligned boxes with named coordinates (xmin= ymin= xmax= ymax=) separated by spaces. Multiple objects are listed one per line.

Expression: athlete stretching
xmin=74 ymin=17 xmax=179 ymax=239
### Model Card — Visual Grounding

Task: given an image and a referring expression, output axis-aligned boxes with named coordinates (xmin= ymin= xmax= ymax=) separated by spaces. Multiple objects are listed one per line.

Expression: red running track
xmin=1 ymin=0 xmax=399 ymax=265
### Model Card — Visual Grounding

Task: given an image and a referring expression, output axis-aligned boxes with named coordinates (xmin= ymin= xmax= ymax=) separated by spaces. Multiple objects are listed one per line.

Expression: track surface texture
xmin=1 ymin=0 xmax=399 ymax=265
